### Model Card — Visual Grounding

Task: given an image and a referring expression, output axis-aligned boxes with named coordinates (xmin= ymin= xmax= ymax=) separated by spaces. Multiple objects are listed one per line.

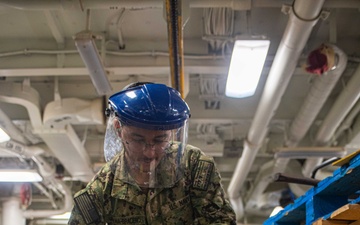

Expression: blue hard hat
xmin=107 ymin=83 xmax=190 ymax=130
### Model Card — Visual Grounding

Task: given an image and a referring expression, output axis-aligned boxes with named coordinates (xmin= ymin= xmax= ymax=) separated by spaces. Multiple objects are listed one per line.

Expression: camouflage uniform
xmin=68 ymin=145 xmax=236 ymax=225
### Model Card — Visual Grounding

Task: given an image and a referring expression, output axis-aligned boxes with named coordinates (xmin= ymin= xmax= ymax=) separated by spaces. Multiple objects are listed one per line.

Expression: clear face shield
xmin=104 ymin=113 xmax=189 ymax=188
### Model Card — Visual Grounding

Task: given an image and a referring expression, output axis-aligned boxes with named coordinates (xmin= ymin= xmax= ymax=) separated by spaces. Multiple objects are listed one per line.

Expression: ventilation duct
xmin=43 ymin=98 xmax=104 ymax=129
xmin=302 ymin=60 xmax=360 ymax=177
xmin=0 ymin=82 xmax=95 ymax=182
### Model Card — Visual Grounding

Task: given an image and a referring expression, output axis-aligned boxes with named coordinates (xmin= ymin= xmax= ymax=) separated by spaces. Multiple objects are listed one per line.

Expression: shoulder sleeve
xmin=68 ymin=162 xmax=115 ymax=225
xmin=187 ymin=146 xmax=237 ymax=225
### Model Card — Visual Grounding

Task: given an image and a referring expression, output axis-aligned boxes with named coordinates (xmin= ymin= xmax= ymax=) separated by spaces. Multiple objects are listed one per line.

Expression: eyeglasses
xmin=124 ymin=138 xmax=171 ymax=152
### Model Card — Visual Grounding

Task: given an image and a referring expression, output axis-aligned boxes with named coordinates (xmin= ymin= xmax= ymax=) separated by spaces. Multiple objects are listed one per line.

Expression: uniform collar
xmin=110 ymin=152 xmax=147 ymax=206
xmin=110 ymin=145 xmax=185 ymax=203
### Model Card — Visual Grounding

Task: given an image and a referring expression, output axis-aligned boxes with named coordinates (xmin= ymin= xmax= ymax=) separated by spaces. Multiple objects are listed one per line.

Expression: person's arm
xmin=188 ymin=148 xmax=237 ymax=225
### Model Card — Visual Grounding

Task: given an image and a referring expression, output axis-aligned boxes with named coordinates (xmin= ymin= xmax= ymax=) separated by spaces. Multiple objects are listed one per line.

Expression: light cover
xmin=0 ymin=170 xmax=43 ymax=182
xmin=50 ymin=212 xmax=71 ymax=219
xmin=0 ymin=127 xmax=10 ymax=143
xmin=225 ymin=40 xmax=270 ymax=98
xmin=74 ymin=31 xmax=112 ymax=96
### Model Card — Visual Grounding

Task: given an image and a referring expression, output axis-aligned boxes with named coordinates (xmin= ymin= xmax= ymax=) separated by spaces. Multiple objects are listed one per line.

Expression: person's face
xmin=119 ymin=125 xmax=171 ymax=172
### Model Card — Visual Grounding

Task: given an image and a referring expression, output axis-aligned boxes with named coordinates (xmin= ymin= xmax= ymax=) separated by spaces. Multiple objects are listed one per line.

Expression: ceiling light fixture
xmin=0 ymin=169 xmax=43 ymax=182
xmin=0 ymin=127 xmax=10 ymax=143
xmin=74 ymin=31 xmax=112 ymax=96
xmin=225 ymin=39 xmax=270 ymax=98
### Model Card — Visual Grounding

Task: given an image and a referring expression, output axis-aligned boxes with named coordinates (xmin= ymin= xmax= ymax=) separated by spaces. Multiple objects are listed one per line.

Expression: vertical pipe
xmin=165 ymin=0 xmax=185 ymax=98
xmin=2 ymin=198 xmax=26 ymax=225
xmin=227 ymin=0 xmax=325 ymax=220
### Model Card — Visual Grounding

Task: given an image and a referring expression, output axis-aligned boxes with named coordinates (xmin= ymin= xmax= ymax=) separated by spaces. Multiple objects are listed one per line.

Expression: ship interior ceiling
xmin=0 ymin=0 xmax=360 ymax=224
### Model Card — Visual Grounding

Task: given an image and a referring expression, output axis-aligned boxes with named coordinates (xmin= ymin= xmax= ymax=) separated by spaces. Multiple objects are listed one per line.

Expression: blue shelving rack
xmin=264 ymin=150 xmax=360 ymax=225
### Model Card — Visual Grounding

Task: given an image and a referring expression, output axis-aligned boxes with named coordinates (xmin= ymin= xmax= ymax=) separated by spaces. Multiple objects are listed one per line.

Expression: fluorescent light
xmin=0 ymin=128 xmax=10 ymax=143
xmin=74 ymin=31 xmax=112 ymax=95
xmin=0 ymin=169 xmax=43 ymax=182
xmin=225 ymin=40 xmax=270 ymax=98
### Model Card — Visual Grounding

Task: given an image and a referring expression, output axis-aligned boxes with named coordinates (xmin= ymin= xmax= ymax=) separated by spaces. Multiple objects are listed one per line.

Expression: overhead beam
xmin=0 ymin=66 xmax=325 ymax=77
xmin=44 ymin=10 xmax=65 ymax=46
xmin=0 ymin=0 xmax=358 ymax=10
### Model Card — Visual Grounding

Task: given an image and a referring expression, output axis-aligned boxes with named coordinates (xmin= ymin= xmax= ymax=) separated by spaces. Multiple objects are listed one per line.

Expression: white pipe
xmin=244 ymin=40 xmax=347 ymax=217
xmin=227 ymin=0 xmax=325 ymax=220
xmin=2 ymin=198 xmax=26 ymax=225
xmin=33 ymin=182 xmax=58 ymax=209
xmin=302 ymin=62 xmax=360 ymax=176
xmin=0 ymin=108 xmax=30 ymax=145
xmin=0 ymin=81 xmax=42 ymax=129
xmin=286 ymin=45 xmax=348 ymax=146
xmin=333 ymin=100 xmax=360 ymax=143
xmin=285 ymin=45 xmax=347 ymax=178
xmin=315 ymin=63 xmax=360 ymax=145
xmin=23 ymin=179 xmax=73 ymax=219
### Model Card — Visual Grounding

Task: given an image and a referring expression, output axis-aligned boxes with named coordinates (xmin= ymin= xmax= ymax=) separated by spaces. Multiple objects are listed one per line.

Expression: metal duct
xmin=315 ymin=63 xmax=360 ymax=146
xmin=302 ymin=62 xmax=360 ymax=176
xmin=43 ymin=98 xmax=104 ymax=129
xmin=227 ymin=0 xmax=325 ymax=220
xmin=270 ymin=45 xmax=347 ymax=195
xmin=286 ymin=45 xmax=348 ymax=147
xmin=0 ymin=82 xmax=94 ymax=182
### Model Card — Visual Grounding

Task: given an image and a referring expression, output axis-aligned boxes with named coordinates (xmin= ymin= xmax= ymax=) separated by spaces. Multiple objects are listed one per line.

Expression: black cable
xmin=310 ymin=156 xmax=340 ymax=179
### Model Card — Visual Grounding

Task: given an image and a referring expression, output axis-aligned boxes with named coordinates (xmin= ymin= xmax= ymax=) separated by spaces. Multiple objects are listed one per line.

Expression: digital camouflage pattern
xmin=68 ymin=145 xmax=236 ymax=225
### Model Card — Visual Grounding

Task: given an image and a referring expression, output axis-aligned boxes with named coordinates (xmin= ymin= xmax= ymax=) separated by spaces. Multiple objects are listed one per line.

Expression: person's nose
xmin=143 ymin=144 xmax=156 ymax=158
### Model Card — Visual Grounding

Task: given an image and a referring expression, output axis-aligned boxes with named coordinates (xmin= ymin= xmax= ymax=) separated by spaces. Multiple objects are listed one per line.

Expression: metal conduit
xmin=165 ymin=0 xmax=185 ymax=98
xmin=227 ymin=0 xmax=325 ymax=220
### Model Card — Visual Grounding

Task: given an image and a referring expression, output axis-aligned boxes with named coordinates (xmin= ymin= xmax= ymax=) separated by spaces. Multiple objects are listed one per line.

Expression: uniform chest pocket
xmin=108 ymin=198 xmax=145 ymax=223
xmin=160 ymin=195 xmax=194 ymax=225
xmin=107 ymin=215 xmax=145 ymax=225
